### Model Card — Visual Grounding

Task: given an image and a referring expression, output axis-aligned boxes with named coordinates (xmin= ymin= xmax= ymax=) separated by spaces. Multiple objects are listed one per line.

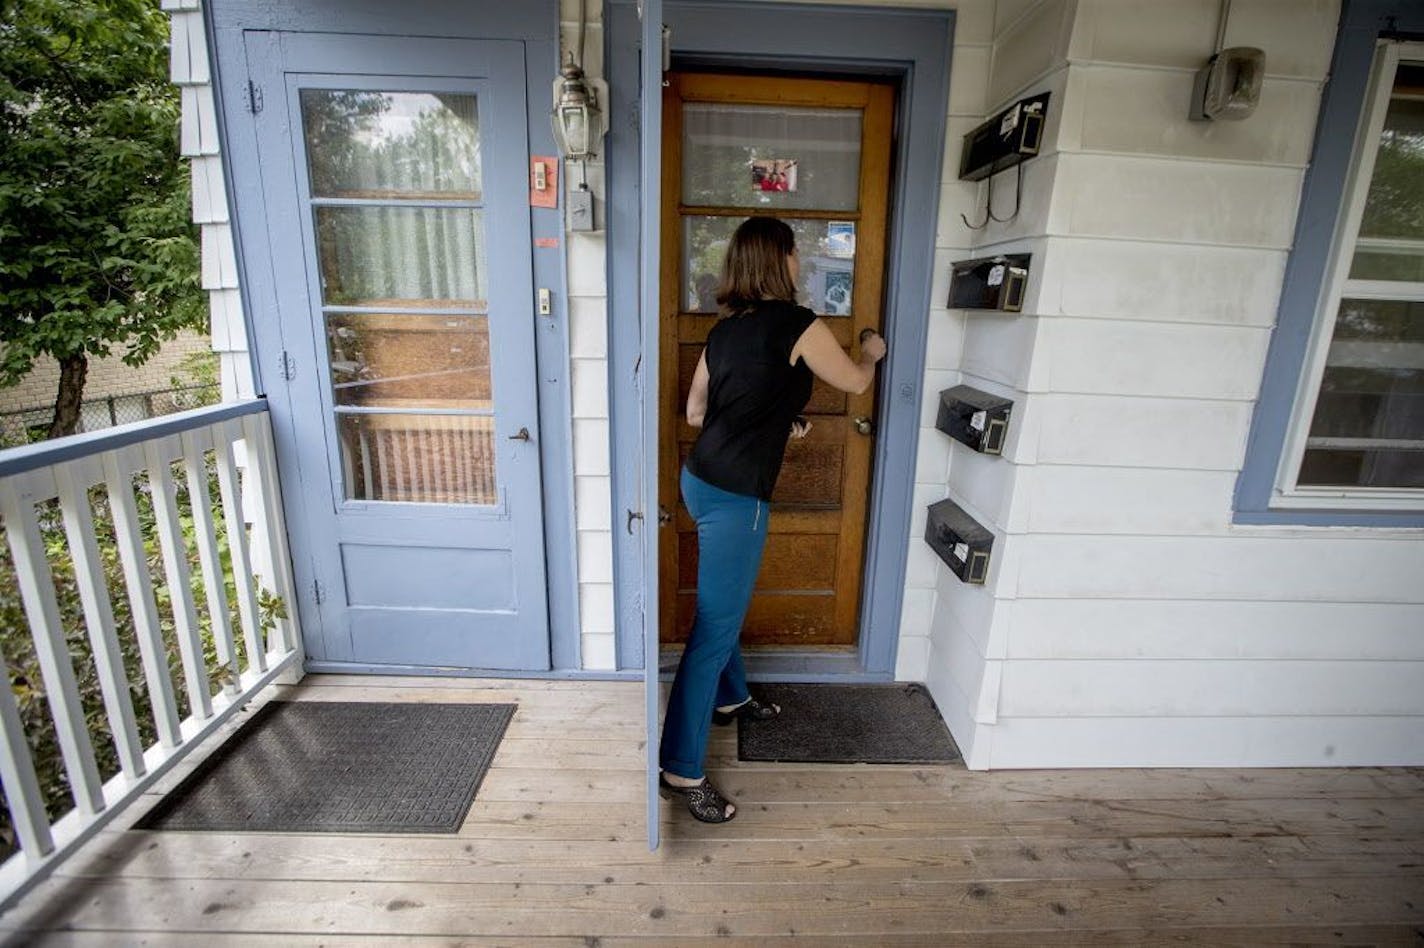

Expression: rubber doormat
xmin=736 ymin=683 xmax=962 ymax=764
xmin=138 ymin=700 xmax=515 ymax=833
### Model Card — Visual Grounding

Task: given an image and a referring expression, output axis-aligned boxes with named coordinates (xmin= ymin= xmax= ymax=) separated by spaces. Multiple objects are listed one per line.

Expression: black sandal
xmin=712 ymin=696 xmax=781 ymax=726
xmin=659 ymin=774 xmax=737 ymax=823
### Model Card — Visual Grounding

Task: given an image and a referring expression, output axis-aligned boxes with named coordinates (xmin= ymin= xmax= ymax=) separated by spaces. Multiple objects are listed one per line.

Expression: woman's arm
xmin=685 ymin=349 xmax=710 ymax=427
xmin=791 ymin=320 xmax=887 ymax=395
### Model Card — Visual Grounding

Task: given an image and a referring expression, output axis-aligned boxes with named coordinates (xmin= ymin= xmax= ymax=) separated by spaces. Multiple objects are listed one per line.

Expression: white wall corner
xmin=580 ymin=632 xmax=617 ymax=671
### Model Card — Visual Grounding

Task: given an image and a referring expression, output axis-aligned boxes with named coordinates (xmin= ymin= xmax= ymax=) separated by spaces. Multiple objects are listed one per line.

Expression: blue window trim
xmin=1234 ymin=0 xmax=1424 ymax=527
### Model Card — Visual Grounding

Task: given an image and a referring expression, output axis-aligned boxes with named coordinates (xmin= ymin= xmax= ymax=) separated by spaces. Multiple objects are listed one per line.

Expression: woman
xmin=660 ymin=216 xmax=887 ymax=823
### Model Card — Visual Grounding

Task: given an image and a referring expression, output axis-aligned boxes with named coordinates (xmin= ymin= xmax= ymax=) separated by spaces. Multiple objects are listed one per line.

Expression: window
xmin=1278 ymin=43 xmax=1424 ymax=506
xmin=1236 ymin=11 xmax=1424 ymax=526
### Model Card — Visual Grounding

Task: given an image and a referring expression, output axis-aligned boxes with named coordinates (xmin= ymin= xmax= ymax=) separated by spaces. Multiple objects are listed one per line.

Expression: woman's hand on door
xmin=793 ymin=319 xmax=882 ymax=395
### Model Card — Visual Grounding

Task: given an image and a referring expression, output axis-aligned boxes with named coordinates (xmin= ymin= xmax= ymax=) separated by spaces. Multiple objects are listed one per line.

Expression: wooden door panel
xmin=660 ymin=72 xmax=894 ymax=650
xmin=677 ymin=592 xmax=838 ymax=644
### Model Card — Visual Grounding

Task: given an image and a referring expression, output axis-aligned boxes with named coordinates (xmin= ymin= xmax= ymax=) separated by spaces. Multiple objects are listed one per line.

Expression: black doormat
xmin=736 ymin=683 xmax=962 ymax=764
xmin=137 ymin=700 xmax=515 ymax=834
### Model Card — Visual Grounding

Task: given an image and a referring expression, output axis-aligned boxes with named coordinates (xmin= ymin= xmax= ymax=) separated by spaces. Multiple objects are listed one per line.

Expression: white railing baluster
xmin=214 ymin=419 xmax=265 ymax=673
xmin=103 ymin=447 xmax=183 ymax=748
xmin=180 ymin=428 xmax=241 ymax=696
xmin=241 ymin=413 xmax=299 ymax=656
xmin=0 ymin=477 xmax=106 ymax=817
xmin=0 ymin=399 xmax=301 ymax=909
xmin=52 ymin=459 xmax=146 ymax=781
xmin=143 ymin=437 xmax=214 ymax=720
xmin=0 ymin=638 xmax=52 ymax=860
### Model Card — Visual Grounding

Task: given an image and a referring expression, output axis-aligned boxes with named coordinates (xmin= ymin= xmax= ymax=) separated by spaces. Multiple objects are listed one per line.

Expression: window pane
xmin=682 ymin=216 xmax=856 ymax=316
xmin=681 ymin=104 xmax=862 ymax=211
xmin=1347 ymin=63 xmax=1424 ymax=281
xmin=315 ymin=206 xmax=487 ymax=308
xmin=1299 ymin=448 xmax=1424 ymax=489
xmin=301 ymin=91 xmax=481 ymax=199
xmin=1301 ymin=299 xmax=1424 ymax=488
xmin=327 ymin=314 xmax=490 ymax=409
xmin=337 ymin=413 xmax=495 ymax=504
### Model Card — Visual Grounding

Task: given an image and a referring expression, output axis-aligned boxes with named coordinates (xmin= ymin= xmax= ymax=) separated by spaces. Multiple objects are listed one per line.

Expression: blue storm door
xmin=247 ymin=33 xmax=550 ymax=670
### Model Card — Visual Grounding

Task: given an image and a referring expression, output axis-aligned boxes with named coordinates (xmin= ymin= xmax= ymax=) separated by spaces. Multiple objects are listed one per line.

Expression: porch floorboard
xmin=3 ymin=675 xmax=1421 ymax=945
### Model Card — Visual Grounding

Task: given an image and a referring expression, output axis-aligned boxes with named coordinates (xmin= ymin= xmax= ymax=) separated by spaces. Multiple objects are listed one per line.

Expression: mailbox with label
xmin=959 ymin=92 xmax=1051 ymax=181
xmin=925 ymin=498 xmax=993 ymax=585
xmin=948 ymin=253 xmax=1030 ymax=312
xmin=937 ymin=385 xmax=1013 ymax=455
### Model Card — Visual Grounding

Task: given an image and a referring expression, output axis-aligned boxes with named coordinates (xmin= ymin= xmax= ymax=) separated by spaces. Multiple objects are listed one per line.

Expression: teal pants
xmin=659 ymin=466 xmax=769 ymax=780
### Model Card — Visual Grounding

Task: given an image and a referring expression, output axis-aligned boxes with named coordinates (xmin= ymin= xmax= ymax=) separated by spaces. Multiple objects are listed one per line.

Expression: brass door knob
xmin=854 ymin=416 xmax=874 ymax=436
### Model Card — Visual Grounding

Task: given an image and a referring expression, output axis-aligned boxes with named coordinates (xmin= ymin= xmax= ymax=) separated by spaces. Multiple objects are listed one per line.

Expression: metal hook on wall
xmin=960 ymin=162 xmax=1024 ymax=230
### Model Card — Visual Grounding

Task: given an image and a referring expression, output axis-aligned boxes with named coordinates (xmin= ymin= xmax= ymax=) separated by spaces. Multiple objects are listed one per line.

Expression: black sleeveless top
xmin=685 ymin=300 xmax=819 ymax=501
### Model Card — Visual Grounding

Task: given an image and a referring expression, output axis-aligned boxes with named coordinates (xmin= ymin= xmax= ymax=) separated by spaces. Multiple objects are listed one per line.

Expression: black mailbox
xmin=948 ymin=254 xmax=1030 ymax=312
xmin=937 ymin=385 xmax=1013 ymax=455
xmin=959 ymin=92 xmax=1050 ymax=182
xmin=925 ymin=499 xmax=993 ymax=585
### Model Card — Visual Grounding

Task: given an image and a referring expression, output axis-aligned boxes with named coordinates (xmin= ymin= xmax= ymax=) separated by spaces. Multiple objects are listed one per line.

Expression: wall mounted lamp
xmin=551 ymin=56 xmax=608 ymax=161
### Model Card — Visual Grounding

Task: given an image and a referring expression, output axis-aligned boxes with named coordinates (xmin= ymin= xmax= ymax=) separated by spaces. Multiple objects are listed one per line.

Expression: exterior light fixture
xmin=551 ymin=56 xmax=605 ymax=161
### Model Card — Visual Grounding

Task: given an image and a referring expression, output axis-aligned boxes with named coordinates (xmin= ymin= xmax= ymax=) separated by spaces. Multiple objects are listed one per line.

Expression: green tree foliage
xmin=0 ymin=0 xmax=204 ymax=437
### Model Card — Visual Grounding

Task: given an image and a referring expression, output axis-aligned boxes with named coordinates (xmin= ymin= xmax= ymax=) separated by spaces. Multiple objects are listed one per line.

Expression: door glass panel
xmin=301 ymin=86 xmax=496 ymax=506
xmin=337 ymin=414 xmax=496 ymax=504
xmin=683 ymin=216 xmax=855 ymax=315
xmin=327 ymin=313 xmax=491 ymax=409
xmin=681 ymin=104 xmax=862 ymax=211
xmin=315 ymin=206 xmax=487 ymax=308
xmin=301 ymin=91 xmax=481 ymax=199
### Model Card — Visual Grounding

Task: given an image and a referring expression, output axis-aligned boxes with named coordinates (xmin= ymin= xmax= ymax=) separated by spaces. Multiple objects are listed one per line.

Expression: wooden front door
xmin=659 ymin=72 xmax=894 ymax=649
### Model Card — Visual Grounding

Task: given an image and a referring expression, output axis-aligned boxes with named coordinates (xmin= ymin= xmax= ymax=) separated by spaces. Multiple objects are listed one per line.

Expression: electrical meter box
xmin=937 ymin=385 xmax=1013 ymax=455
xmin=948 ymin=253 xmax=1030 ymax=312
xmin=925 ymin=499 xmax=993 ymax=585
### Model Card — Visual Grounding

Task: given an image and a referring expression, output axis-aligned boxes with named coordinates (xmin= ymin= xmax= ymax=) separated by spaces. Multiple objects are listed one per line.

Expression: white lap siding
xmin=918 ymin=0 xmax=1424 ymax=768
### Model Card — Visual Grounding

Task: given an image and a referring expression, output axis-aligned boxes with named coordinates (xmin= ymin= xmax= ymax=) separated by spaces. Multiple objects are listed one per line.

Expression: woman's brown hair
xmin=716 ymin=217 xmax=797 ymax=314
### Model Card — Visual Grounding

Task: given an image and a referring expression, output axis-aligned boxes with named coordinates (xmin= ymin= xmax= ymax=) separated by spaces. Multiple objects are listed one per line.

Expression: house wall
xmin=559 ymin=0 xmax=620 ymax=671
xmin=919 ymin=0 xmax=1424 ymax=768
xmin=165 ymin=0 xmax=253 ymax=404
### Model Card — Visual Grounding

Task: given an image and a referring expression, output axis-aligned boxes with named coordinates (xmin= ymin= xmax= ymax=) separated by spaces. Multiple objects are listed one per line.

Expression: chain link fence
xmin=0 ymin=383 xmax=221 ymax=447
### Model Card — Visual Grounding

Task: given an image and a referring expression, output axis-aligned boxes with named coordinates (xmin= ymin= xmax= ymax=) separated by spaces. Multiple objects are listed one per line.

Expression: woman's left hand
xmin=790 ymin=416 xmax=813 ymax=439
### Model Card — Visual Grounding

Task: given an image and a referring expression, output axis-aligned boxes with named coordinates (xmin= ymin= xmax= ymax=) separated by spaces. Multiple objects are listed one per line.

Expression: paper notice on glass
xmin=987 ymin=264 xmax=1006 ymax=286
xmin=970 ymin=410 xmax=987 ymax=432
xmin=953 ymin=542 xmax=969 ymax=563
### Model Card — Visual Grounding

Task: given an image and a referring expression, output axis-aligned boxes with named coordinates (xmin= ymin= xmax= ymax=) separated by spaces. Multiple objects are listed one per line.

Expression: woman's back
xmin=685 ymin=299 xmax=817 ymax=501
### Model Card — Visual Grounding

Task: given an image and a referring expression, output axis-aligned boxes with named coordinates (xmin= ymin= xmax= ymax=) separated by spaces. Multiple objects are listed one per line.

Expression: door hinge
xmin=247 ymin=81 xmax=264 ymax=114
xmin=278 ymin=350 xmax=297 ymax=382
xmin=312 ymin=579 xmax=325 ymax=605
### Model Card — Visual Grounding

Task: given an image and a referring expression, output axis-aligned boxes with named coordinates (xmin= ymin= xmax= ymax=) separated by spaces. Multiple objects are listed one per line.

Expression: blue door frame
xmin=207 ymin=0 xmax=583 ymax=675
xmin=607 ymin=0 xmax=955 ymax=680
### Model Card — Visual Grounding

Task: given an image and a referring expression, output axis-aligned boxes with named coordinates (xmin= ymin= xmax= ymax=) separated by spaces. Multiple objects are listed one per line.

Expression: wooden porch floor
xmin=3 ymin=675 xmax=1422 ymax=945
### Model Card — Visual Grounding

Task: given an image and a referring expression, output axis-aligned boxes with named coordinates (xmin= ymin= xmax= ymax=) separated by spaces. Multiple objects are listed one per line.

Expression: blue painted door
xmin=247 ymin=32 xmax=549 ymax=670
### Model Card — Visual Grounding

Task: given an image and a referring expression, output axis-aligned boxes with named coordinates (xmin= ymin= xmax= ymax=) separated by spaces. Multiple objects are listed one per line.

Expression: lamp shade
xmin=551 ymin=61 xmax=602 ymax=160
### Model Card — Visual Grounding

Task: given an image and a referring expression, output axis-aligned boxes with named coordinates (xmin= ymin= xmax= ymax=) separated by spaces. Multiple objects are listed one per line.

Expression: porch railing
xmin=0 ymin=399 xmax=301 ymax=909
